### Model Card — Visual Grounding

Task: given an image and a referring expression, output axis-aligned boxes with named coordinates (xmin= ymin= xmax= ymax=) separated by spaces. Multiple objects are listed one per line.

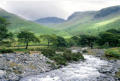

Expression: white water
xmin=20 ymin=55 xmax=108 ymax=81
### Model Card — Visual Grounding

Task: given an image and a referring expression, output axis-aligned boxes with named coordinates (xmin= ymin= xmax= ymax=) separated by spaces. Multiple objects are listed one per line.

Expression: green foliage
xmin=105 ymin=48 xmax=120 ymax=59
xmin=54 ymin=36 xmax=67 ymax=47
xmin=67 ymin=36 xmax=80 ymax=47
xmin=40 ymin=35 xmax=67 ymax=47
xmin=41 ymin=48 xmax=56 ymax=58
xmin=98 ymin=29 xmax=120 ymax=47
xmin=0 ymin=49 xmax=14 ymax=53
xmin=41 ymin=48 xmax=84 ymax=66
xmin=51 ymin=54 xmax=67 ymax=66
xmin=63 ymin=50 xmax=84 ymax=61
xmin=41 ymin=48 xmax=67 ymax=66
xmin=82 ymin=50 xmax=88 ymax=53
xmin=17 ymin=31 xmax=40 ymax=49
xmin=40 ymin=35 xmax=56 ymax=47
xmin=0 ymin=16 xmax=13 ymax=46
xmin=79 ymin=35 xmax=97 ymax=48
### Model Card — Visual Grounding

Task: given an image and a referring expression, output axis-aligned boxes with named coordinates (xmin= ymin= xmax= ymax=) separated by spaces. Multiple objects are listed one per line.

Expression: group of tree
xmin=17 ymin=33 xmax=68 ymax=49
xmin=69 ymin=29 xmax=120 ymax=48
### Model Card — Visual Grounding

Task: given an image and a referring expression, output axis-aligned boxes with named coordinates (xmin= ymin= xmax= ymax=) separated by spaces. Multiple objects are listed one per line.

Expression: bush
xmin=72 ymin=52 xmax=84 ymax=61
xmin=51 ymin=54 xmax=67 ymax=66
xmin=0 ymin=49 xmax=14 ymax=53
xmin=63 ymin=50 xmax=84 ymax=61
xmin=41 ymin=48 xmax=84 ymax=66
xmin=82 ymin=50 xmax=88 ymax=53
xmin=41 ymin=48 xmax=56 ymax=58
xmin=105 ymin=48 xmax=120 ymax=59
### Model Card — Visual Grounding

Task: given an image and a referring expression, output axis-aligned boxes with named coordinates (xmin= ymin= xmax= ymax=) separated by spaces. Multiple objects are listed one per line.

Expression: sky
xmin=0 ymin=0 xmax=120 ymax=20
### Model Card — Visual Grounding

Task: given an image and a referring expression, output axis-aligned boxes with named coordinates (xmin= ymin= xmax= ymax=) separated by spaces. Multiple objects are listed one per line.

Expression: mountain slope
xmin=0 ymin=8 xmax=69 ymax=36
xmin=55 ymin=11 xmax=97 ymax=30
xmin=56 ymin=5 xmax=120 ymax=35
xmin=1 ymin=5 xmax=120 ymax=37
xmin=94 ymin=6 xmax=120 ymax=18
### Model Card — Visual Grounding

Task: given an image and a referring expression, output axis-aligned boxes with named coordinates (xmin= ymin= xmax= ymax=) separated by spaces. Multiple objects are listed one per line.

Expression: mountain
xmin=35 ymin=17 xmax=65 ymax=27
xmin=54 ymin=5 xmax=120 ymax=35
xmin=1 ymin=5 xmax=120 ymax=37
xmin=94 ymin=6 xmax=120 ymax=18
xmin=0 ymin=8 xmax=70 ymax=36
xmin=54 ymin=11 xmax=97 ymax=30
xmin=68 ymin=11 xmax=96 ymax=20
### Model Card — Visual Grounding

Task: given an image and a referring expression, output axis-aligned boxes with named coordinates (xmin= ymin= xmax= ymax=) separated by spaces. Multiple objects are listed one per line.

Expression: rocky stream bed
xmin=0 ymin=49 xmax=120 ymax=81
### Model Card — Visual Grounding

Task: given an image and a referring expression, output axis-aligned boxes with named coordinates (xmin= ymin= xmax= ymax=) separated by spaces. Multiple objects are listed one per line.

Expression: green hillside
xmin=1 ymin=5 xmax=120 ymax=37
xmin=0 ymin=8 xmax=70 ymax=36
xmin=54 ymin=5 xmax=120 ymax=36
xmin=0 ymin=9 xmax=55 ymax=35
xmin=63 ymin=16 xmax=120 ymax=36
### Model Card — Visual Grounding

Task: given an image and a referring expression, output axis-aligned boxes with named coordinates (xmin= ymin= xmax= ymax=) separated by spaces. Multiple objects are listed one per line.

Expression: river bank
xmin=88 ymin=49 xmax=120 ymax=81
xmin=0 ymin=48 xmax=120 ymax=81
xmin=20 ymin=48 xmax=120 ymax=81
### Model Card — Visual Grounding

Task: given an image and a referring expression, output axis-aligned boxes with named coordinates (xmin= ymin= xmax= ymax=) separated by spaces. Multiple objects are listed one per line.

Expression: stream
xmin=20 ymin=55 xmax=112 ymax=81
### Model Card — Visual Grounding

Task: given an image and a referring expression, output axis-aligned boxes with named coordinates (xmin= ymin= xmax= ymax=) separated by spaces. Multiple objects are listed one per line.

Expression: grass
xmin=105 ymin=48 xmax=120 ymax=59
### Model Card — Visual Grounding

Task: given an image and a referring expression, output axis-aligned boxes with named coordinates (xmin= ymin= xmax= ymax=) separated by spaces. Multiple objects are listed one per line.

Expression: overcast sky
xmin=0 ymin=0 xmax=120 ymax=20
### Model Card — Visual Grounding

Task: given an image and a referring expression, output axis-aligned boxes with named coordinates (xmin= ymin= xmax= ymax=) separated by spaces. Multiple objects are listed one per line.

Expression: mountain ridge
xmin=1 ymin=5 xmax=120 ymax=36
xmin=35 ymin=17 xmax=65 ymax=27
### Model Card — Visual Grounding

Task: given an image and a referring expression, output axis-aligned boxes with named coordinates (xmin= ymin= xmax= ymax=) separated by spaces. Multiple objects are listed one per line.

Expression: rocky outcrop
xmin=0 ymin=53 xmax=53 ymax=81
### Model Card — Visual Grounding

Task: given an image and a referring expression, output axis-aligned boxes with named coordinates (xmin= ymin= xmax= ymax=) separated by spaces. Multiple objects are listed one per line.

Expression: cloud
xmin=0 ymin=0 xmax=120 ymax=20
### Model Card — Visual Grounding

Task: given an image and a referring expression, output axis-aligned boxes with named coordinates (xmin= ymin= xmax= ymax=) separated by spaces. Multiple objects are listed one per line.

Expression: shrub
xmin=50 ymin=47 xmax=67 ymax=52
xmin=105 ymin=48 xmax=120 ymax=59
xmin=51 ymin=54 xmax=67 ymax=66
xmin=0 ymin=49 xmax=14 ymax=53
xmin=63 ymin=50 xmax=73 ymax=61
xmin=72 ymin=52 xmax=84 ymax=61
xmin=63 ymin=50 xmax=84 ymax=61
xmin=82 ymin=50 xmax=88 ymax=53
xmin=41 ymin=48 xmax=56 ymax=58
xmin=42 ymin=48 xmax=84 ymax=66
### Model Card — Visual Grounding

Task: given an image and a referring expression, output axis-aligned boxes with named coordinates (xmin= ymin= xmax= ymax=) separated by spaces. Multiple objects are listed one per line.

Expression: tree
xmin=54 ymin=36 xmax=67 ymax=47
xmin=40 ymin=35 xmax=55 ymax=47
xmin=71 ymin=36 xmax=80 ymax=46
xmin=0 ymin=17 xmax=13 ymax=46
xmin=106 ymin=29 xmax=120 ymax=34
xmin=98 ymin=32 xmax=120 ymax=47
xmin=79 ymin=35 xmax=97 ymax=48
xmin=17 ymin=31 xmax=39 ymax=49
